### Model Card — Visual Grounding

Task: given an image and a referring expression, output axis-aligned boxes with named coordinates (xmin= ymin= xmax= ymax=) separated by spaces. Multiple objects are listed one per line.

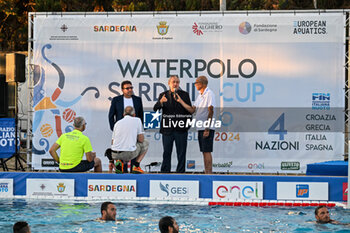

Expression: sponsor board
xmin=213 ymin=181 xmax=263 ymax=200
xmin=26 ymin=179 xmax=74 ymax=197
xmin=277 ymin=182 xmax=328 ymax=200
xmin=281 ymin=161 xmax=300 ymax=170
xmin=149 ymin=180 xmax=199 ymax=199
xmin=0 ymin=179 xmax=13 ymax=197
xmin=186 ymin=160 xmax=195 ymax=169
xmin=41 ymin=158 xmax=59 ymax=167
xmin=88 ymin=179 xmax=136 ymax=198
xmin=343 ymin=182 xmax=348 ymax=201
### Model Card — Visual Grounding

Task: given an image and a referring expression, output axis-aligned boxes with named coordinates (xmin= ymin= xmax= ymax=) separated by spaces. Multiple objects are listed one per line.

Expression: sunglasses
xmin=123 ymin=87 xmax=134 ymax=90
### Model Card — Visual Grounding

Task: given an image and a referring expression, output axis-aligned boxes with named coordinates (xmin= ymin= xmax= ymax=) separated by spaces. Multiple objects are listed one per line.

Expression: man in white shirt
xmin=108 ymin=80 xmax=144 ymax=172
xmin=110 ymin=106 xmax=149 ymax=173
xmin=176 ymin=76 xmax=216 ymax=174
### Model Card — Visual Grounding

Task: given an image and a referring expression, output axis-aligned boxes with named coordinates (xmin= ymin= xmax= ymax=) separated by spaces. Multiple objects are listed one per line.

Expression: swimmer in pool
xmin=159 ymin=216 xmax=179 ymax=233
xmin=97 ymin=202 xmax=117 ymax=221
xmin=314 ymin=206 xmax=344 ymax=225
xmin=13 ymin=221 xmax=31 ymax=233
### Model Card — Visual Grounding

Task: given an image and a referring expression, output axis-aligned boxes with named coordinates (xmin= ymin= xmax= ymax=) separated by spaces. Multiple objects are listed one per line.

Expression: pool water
xmin=1 ymin=199 xmax=350 ymax=232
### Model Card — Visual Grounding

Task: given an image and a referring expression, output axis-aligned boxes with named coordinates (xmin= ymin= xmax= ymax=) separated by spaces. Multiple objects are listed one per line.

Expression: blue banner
xmin=0 ymin=118 xmax=16 ymax=157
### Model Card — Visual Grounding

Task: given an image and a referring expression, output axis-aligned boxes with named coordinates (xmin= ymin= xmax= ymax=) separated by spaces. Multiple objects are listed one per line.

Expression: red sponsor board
xmin=343 ymin=182 xmax=348 ymax=201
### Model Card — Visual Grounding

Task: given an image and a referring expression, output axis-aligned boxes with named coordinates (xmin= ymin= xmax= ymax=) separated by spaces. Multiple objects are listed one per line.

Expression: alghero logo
xmin=93 ymin=25 xmax=137 ymax=32
xmin=293 ymin=20 xmax=326 ymax=34
xmin=192 ymin=22 xmax=223 ymax=36
xmin=239 ymin=22 xmax=252 ymax=35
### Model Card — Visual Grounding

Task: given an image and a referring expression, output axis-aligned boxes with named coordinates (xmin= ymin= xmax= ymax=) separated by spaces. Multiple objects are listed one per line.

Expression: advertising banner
xmin=277 ymin=182 xmax=328 ymax=200
xmin=343 ymin=182 xmax=348 ymax=201
xmin=0 ymin=118 xmax=16 ymax=158
xmin=88 ymin=179 xmax=136 ymax=198
xmin=212 ymin=181 xmax=263 ymax=200
xmin=149 ymin=180 xmax=199 ymax=198
xmin=32 ymin=12 xmax=345 ymax=172
xmin=0 ymin=179 xmax=13 ymax=197
xmin=26 ymin=179 xmax=74 ymax=197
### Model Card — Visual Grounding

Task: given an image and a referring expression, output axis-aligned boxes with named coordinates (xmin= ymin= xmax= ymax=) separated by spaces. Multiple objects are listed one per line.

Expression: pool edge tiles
xmin=0 ymin=172 xmax=347 ymax=202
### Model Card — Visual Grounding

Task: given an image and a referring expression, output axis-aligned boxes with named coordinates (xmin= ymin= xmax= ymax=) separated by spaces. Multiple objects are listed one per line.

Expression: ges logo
xmin=159 ymin=182 xmax=187 ymax=196
xmin=296 ymin=184 xmax=309 ymax=198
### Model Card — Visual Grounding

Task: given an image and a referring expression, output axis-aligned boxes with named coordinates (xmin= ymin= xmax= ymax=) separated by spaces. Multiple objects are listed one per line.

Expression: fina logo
xmin=144 ymin=110 xmax=161 ymax=129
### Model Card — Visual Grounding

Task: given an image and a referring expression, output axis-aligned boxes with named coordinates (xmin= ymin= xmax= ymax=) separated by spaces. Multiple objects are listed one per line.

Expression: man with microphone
xmin=153 ymin=75 xmax=192 ymax=173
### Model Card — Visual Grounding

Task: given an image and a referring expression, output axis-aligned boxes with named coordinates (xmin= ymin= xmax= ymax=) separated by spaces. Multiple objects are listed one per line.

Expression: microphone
xmin=146 ymin=162 xmax=160 ymax=167
xmin=146 ymin=162 xmax=161 ymax=172
xmin=173 ymin=89 xmax=178 ymax=100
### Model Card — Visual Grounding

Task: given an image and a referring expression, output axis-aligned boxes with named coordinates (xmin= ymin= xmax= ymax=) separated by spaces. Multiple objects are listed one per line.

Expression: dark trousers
xmin=161 ymin=131 xmax=188 ymax=173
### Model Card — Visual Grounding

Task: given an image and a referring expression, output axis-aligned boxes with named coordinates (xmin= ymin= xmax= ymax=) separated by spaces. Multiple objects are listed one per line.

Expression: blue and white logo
xmin=150 ymin=180 xmax=199 ymax=198
xmin=159 ymin=182 xmax=169 ymax=196
xmin=312 ymin=93 xmax=330 ymax=110
xmin=0 ymin=183 xmax=8 ymax=192
xmin=296 ymin=184 xmax=309 ymax=198
xmin=144 ymin=110 xmax=161 ymax=129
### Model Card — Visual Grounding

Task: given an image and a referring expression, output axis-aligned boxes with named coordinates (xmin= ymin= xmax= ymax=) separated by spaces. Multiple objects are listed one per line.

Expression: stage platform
xmin=306 ymin=160 xmax=348 ymax=176
xmin=0 ymin=172 xmax=347 ymax=202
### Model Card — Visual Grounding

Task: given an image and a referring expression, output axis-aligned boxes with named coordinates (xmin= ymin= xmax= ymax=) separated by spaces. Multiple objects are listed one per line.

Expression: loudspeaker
xmin=0 ymin=75 xmax=8 ymax=117
xmin=6 ymin=53 xmax=25 ymax=82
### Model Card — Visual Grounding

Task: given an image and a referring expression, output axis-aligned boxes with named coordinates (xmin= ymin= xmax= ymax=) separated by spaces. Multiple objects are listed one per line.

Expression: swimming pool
xmin=1 ymin=199 xmax=350 ymax=232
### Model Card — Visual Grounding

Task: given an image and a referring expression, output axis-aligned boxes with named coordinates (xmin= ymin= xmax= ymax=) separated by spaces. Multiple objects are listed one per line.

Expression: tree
xmin=0 ymin=0 xmax=35 ymax=51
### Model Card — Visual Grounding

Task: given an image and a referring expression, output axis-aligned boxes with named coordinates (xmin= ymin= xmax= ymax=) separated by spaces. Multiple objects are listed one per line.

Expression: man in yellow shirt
xmin=49 ymin=116 xmax=102 ymax=172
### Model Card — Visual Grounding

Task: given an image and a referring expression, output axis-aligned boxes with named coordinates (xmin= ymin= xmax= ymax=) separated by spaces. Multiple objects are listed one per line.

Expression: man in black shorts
xmin=49 ymin=116 xmax=102 ymax=172
xmin=176 ymin=76 xmax=216 ymax=174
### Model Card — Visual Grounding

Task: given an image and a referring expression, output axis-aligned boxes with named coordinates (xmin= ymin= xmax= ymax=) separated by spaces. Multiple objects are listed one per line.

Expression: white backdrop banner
xmin=31 ymin=12 xmax=345 ymax=172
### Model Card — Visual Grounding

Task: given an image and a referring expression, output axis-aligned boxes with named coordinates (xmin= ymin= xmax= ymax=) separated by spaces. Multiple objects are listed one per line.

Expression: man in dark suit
xmin=153 ymin=75 xmax=192 ymax=173
xmin=108 ymin=80 xmax=144 ymax=172
xmin=108 ymin=81 xmax=143 ymax=130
